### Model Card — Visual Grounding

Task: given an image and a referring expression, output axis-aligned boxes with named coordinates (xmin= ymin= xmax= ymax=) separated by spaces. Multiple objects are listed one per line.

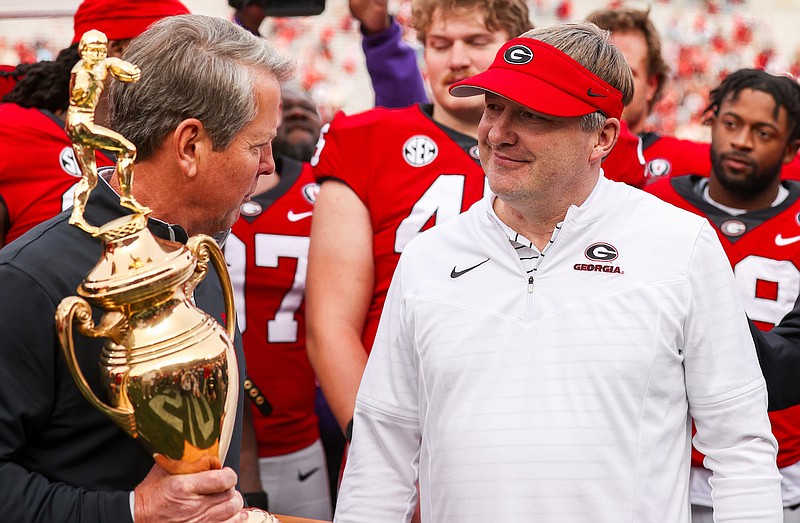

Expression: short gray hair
xmin=520 ymin=22 xmax=633 ymax=132
xmin=109 ymin=14 xmax=295 ymax=161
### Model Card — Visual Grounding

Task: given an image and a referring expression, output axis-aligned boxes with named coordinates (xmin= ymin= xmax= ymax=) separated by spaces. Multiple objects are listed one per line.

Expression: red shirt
xmin=312 ymin=104 xmax=488 ymax=351
xmin=0 ymin=104 xmax=113 ymax=244
xmin=648 ymin=175 xmax=800 ymax=469
xmin=602 ymin=119 xmax=646 ymax=188
xmin=225 ymin=157 xmax=320 ymax=457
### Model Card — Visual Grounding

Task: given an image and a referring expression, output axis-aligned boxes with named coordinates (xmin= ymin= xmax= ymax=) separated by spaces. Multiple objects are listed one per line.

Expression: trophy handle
xmin=55 ymin=297 xmax=136 ymax=434
xmin=186 ymin=235 xmax=239 ymax=465
xmin=185 ymin=235 xmax=236 ymax=338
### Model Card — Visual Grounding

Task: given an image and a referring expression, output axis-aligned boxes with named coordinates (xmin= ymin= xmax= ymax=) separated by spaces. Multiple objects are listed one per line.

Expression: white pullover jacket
xmin=336 ymin=176 xmax=781 ymax=523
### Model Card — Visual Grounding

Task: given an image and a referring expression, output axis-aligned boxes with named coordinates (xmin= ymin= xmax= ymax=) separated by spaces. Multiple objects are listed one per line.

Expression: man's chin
xmin=433 ymin=99 xmax=484 ymax=120
xmin=273 ymin=141 xmax=316 ymax=163
xmin=287 ymin=127 xmax=315 ymax=139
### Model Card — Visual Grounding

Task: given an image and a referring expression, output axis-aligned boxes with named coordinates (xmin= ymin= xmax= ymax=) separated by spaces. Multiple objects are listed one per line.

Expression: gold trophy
xmin=55 ymin=31 xmax=239 ymax=476
xmin=64 ymin=29 xmax=149 ymax=236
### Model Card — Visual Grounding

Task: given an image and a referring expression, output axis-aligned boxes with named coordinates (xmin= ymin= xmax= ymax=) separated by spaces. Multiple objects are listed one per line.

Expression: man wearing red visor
xmin=334 ymin=23 xmax=781 ymax=523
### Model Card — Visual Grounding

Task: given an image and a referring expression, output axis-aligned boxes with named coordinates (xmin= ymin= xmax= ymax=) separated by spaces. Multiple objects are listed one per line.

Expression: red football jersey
xmin=601 ymin=119 xmax=646 ymax=188
xmin=648 ymin=175 xmax=800 ymax=469
xmin=641 ymin=132 xmax=800 ymax=184
xmin=311 ymin=104 xmax=488 ymax=351
xmin=785 ymin=156 xmax=800 ymax=181
xmin=0 ymin=104 xmax=114 ymax=244
xmin=641 ymin=133 xmax=712 ymax=185
xmin=226 ymin=157 xmax=320 ymax=457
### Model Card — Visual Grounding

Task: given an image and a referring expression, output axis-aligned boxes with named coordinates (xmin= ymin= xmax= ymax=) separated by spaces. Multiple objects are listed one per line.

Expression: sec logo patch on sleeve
xmin=403 ymin=135 xmax=438 ymax=167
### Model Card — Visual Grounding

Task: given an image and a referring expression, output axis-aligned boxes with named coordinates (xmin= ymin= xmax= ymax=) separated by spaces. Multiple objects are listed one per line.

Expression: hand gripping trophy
xmin=56 ymin=31 xmax=240 ymax=477
xmin=66 ymin=29 xmax=150 ymax=235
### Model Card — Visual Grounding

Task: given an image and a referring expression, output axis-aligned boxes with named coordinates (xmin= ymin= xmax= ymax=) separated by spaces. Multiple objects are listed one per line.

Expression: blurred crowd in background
xmin=2 ymin=0 xmax=800 ymax=142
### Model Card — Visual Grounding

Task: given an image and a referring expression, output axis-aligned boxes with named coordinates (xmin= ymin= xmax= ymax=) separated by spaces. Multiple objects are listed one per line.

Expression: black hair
xmin=706 ymin=68 xmax=800 ymax=142
xmin=1 ymin=44 xmax=79 ymax=113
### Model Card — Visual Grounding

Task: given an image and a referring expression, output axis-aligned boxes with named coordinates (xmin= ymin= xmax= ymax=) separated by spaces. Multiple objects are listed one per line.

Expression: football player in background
xmin=305 ymin=0 xmax=532 ymax=445
xmin=225 ymin=85 xmax=333 ymax=519
xmin=647 ymin=68 xmax=800 ymax=523
xmin=587 ymin=6 xmax=800 ymax=183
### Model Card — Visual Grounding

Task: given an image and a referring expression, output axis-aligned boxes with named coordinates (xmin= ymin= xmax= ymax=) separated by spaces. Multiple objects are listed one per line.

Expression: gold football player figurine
xmin=65 ymin=30 xmax=150 ymax=235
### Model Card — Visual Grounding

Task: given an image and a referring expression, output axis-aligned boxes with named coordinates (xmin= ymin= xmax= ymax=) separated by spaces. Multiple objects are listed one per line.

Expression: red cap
xmin=450 ymin=38 xmax=624 ymax=120
xmin=72 ymin=0 xmax=191 ymax=45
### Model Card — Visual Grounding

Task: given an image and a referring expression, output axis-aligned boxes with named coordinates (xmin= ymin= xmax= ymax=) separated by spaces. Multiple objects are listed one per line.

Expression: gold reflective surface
xmin=65 ymin=29 xmax=148 ymax=236
xmin=55 ymin=31 xmax=238 ymax=475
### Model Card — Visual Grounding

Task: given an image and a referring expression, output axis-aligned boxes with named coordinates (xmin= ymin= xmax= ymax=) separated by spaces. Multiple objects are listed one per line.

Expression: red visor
xmin=450 ymin=38 xmax=624 ymax=120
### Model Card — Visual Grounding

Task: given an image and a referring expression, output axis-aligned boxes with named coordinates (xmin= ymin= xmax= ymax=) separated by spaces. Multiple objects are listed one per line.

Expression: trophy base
xmin=94 ymin=212 xmax=148 ymax=241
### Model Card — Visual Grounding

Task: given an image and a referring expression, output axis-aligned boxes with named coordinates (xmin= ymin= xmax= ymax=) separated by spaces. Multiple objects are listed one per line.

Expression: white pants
xmin=259 ymin=439 xmax=332 ymax=520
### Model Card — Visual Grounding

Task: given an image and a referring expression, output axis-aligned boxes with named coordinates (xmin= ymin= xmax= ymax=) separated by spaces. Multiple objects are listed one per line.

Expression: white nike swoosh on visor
xmin=287 ymin=210 xmax=313 ymax=222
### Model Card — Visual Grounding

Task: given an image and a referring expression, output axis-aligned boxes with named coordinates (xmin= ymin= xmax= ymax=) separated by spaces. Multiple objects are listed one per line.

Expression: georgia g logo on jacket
xmin=574 ymin=242 xmax=623 ymax=274
xmin=585 ymin=243 xmax=618 ymax=262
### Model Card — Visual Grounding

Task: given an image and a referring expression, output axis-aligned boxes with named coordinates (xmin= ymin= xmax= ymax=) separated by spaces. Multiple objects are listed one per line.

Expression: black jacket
xmin=753 ymin=294 xmax=800 ymax=412
xmin=0 ymin=177 xmax=245 ymax=522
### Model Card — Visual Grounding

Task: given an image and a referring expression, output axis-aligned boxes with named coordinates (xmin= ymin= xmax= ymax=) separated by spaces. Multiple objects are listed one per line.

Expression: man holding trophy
xmin=0 ymin=14 xmax=293 ymax=523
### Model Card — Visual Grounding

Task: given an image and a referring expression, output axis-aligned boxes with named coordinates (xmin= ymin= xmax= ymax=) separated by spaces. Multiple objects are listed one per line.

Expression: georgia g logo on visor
xmin=585 ymin=242 xmax=618 ymax=262
xmin=504 ymin=45 xmax=533 ymax=65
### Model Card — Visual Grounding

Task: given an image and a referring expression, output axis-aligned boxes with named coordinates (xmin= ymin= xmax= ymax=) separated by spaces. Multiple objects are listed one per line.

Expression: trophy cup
xmin=55 ymin=30 xmax=239 ymax=476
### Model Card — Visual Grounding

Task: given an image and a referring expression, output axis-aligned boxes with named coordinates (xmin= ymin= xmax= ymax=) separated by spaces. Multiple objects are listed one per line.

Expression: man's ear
xmin=783 ymin=138 xmax=800 ymax=165
xmin=590 ymin=117 xmax=620 ymax=163
xmin=644 ymin=74 xmax=659 ymax=107
xmin=173 ymin=119 xmax=209 ymax=179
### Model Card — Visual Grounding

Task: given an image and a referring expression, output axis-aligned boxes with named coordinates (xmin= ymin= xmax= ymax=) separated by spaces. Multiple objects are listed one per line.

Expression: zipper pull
xmin=528 ymin=276 xmax=534 ymax=293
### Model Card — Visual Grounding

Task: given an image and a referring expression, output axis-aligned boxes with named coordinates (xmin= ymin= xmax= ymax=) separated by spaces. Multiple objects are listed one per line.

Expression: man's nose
xmin=448 ymin=41 xmax=470 ymax=70
xmin=487 ymin=109 xmax=518 ymax=146
xmin=731 ymin=127 xmax=754 ymax=151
